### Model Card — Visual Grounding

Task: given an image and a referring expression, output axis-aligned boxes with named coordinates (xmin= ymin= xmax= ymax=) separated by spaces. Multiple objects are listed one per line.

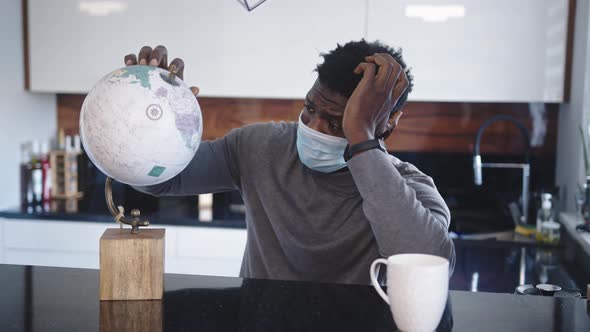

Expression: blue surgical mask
xmin=296 ymin=112 xmax=348 ymax=173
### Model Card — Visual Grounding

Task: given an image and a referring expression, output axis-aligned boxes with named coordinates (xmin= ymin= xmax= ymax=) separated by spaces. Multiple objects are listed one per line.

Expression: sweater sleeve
xmin=133 ymin=128 xmax=243 ymax=196
xmin=346 ymin=149 xmax=456 ymax=272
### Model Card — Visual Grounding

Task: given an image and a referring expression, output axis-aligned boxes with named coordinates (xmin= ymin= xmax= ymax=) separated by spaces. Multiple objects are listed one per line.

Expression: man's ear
xmin=379 ymin=111 xmax=403 ymax=140
xmin=390 ymin=111 xmax=403 ymax=129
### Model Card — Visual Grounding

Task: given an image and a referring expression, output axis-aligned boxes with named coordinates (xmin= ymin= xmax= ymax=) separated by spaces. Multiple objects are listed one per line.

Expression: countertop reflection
xmin=0 ymin=264 xmax=588 ymax=332
xmin=451 ymin=240 xmax=584 ymax=293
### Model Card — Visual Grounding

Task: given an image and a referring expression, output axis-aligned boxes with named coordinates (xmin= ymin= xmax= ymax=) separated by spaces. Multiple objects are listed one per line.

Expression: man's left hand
xmin=342 ymin=53 xmax=409 ymax=146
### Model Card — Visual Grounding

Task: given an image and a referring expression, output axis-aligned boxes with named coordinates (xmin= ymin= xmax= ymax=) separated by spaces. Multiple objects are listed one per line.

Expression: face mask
xmin=296 ymin=112 xmax=348 ymax=173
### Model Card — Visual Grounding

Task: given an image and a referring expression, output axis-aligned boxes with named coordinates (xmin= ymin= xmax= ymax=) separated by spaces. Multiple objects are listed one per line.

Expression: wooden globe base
xmin=100 ymin=177 xmax=164 ymax=301
xmin=100 ymin=228 xmax=165 ymax=300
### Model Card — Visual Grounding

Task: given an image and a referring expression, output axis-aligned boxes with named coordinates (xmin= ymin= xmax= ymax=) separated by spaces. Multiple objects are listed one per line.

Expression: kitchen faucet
xmin=473 ymin=115 xmax=531 ymax=225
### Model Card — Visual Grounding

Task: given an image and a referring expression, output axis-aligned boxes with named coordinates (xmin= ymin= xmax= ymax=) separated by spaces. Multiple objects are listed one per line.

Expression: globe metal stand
xmin=105 ymin=177 xmax=149 ymax=234
xmin=99 ymin=177 xmax=165 ymax=301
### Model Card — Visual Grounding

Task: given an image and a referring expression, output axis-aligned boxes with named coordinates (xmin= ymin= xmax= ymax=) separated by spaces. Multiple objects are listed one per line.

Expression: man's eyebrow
xmin=306 ymin=92 xmax=344 ymax=118
xmin=322 ymin=105 xmax=344 ymax=118
xmin=319 ymin=110 xmax=343 ymax=121
xmin=315 ymin=88 xmax=345 ymax=108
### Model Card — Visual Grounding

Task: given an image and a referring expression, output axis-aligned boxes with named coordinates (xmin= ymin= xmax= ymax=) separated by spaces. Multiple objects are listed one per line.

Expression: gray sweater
xmin=136 ymin=121 xmax=455 ymax=284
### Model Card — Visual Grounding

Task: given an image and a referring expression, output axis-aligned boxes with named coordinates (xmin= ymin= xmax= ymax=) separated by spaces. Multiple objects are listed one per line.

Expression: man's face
xmin=301 ymin=79 xmax=348 ymax=138
xmin=302 ymin=79 xmax=400 ymax=139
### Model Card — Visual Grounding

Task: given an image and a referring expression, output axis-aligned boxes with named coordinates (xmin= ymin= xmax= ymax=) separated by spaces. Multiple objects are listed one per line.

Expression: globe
xmin=79 ymin=65 xmax=203 ymax=186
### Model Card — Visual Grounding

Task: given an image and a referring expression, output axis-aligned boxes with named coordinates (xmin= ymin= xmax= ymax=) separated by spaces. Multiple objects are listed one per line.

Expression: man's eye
xmin=304 ymin=105 xmax=316 ymax=113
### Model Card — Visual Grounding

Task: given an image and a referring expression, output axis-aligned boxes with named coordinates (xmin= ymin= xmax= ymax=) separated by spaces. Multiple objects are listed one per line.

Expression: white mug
xmin=370 ymin=254 xmax=449 ymax=332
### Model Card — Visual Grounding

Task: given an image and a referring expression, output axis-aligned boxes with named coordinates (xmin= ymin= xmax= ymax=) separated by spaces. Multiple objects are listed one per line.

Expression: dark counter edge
xmin=0 ymin=210 xmax=247 ymax=229
xmin=0 ymin=208 xmax=567 ymax=247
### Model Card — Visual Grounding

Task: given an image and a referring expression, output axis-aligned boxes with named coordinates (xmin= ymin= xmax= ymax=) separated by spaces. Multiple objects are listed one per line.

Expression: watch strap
xmin=345 ymin=139 xmax=386 ymax=160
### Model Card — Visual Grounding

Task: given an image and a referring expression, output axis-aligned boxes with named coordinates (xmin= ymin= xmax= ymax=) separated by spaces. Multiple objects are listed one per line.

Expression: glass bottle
xmin=40 ymin=141 xmax=52 ymax=211
xmin=19 ymin=142 xmax=32 ymax=210
xmin=30 ymin=140 xmax=43 ymax=212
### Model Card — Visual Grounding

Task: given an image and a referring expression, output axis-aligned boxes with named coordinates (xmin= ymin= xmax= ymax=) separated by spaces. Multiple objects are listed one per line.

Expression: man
xmin=126 ymin=40 xmax=455 ymax=284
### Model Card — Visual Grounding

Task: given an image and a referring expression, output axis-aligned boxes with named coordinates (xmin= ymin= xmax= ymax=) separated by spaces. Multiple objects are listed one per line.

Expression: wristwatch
xmin=344 ymin=139 xmax=387 ymax=160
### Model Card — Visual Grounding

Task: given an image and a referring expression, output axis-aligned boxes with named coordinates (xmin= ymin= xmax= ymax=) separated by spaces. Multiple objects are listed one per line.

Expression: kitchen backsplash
xmin=56 ymin=94 xmax=558 ymax=230
xmin=57 ymin=95 xmax=557 ymax=155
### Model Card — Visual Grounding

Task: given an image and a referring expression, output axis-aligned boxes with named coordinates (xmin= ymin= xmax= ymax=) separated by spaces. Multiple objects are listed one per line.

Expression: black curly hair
xmin=315 ymin=39 xmax=414 ymax=115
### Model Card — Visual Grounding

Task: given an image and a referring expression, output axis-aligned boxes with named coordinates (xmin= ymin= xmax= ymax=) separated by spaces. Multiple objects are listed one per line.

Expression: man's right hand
xmin=124 ymin=45 xmax=200 ymax=97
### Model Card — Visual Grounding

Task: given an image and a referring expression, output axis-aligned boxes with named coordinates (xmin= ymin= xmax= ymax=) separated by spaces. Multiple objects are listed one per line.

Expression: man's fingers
xmin=385 ymin=61 xmax=403 ymax=91
xmin=391 ymin=70 xmax=410 ymax=104
xmin=353 ymin=62 xmax=377 ymax=81
xmin=366 ymin=53 xmax=397 ymax=66
xmin=138 ymin=46 xmax=152 ymax=65
xmin=365 ymin=54 xmax=397 ymax=88
xmin=124 ymin=54 xmax=137 ymax=66
xmin=169 ymin=58 xmax=185 ymax=80
xmin=190 ymin=86 xmax=200 ymax=97
xmin=149 ymin=45 xmax=168 ymax=68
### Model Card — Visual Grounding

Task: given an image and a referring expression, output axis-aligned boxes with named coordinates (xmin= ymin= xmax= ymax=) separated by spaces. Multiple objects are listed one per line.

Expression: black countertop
xmin=0 ymin=208 xmax=246 ymax=228
xmin=451 ymin=239 xmax=588 ymax=293
xmin=0 ymin=263 xmax=588 ymax=332
xmin=0 ymin=201 xmax=246 ymax=229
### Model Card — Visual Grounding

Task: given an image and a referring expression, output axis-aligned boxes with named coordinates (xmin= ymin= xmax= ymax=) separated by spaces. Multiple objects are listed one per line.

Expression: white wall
xmin=0 ymin=1 xmax=56 ymax=209
xmin=556 ymin=0 xmax=590 ymax=212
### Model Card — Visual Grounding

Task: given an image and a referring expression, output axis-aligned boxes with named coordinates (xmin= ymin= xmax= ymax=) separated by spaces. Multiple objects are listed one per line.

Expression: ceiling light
xmin=79 ymin=1 xmax=128 ymax=16
xmin=405 ymin=5 xmax=465 ymax=23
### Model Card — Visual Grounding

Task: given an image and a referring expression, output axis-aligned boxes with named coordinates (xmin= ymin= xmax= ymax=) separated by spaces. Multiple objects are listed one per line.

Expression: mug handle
xmin=370 ymin=258 xmax=390 ymax=305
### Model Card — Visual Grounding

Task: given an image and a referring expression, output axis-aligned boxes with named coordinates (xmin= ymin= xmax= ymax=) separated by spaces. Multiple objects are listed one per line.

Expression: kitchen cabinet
xmin=27 ymin=0 xmax=570 ymax=102
xmin=27 ymin=0 xmax=365 ymax=98
xmin=0 ymin=218 xmax=247 ymax=277
xmin=367 ymin=0 xmax=569 ymax=102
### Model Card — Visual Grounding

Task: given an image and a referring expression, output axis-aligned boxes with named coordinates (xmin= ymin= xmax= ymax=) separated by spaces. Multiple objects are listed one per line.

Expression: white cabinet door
xmin=1 ymin=219 xmax=107 ymax=269
xmin=367 ymin=0 xmax=568 ymax=102
xmin=28 ymin=0 xmax=365 ymax=98
xmin=0 ymin=218 xmax=247 ymax=277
